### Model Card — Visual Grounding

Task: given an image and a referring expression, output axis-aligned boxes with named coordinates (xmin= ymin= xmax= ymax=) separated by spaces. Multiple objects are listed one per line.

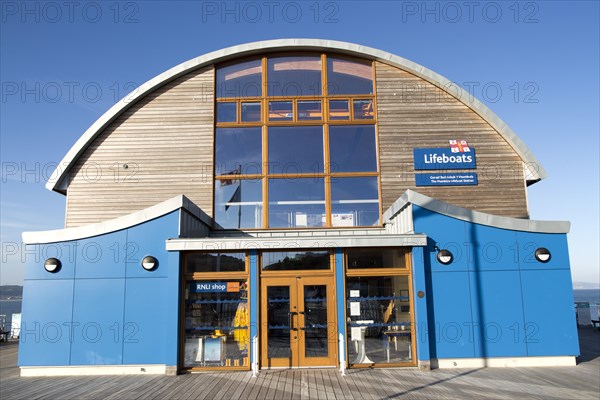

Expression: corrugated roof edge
xmin=383 ymin=190 xmax=569 ymax=234
xmin=22 ymin=195 xmax=211 ymax=244
xmin=46 ymin=38 xmax=547 ymax=193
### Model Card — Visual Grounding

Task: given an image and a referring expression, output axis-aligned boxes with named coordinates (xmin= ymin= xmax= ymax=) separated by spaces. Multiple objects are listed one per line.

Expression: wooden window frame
xmin=180 ymin=251 xmax=251 ymax=372
xmin=343 ymin=247 xmax=417 ymax=368
xmin=213 ymin=53 xmax=382 ymax=230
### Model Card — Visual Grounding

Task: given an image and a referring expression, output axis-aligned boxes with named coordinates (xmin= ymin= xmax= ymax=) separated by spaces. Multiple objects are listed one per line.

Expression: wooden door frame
xmin=260 ymin=274 xmax=338 ymax=368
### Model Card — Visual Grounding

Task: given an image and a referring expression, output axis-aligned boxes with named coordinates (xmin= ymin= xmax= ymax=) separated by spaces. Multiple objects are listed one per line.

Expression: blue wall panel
xmin=469 ymin=271 xmax=527 ymax=357
xmin=76 ymin=231 xmax=127 ymax=279
xmin=412 ymin=205 xmax=468 ymax=272
xmin=426 ymin=271 xmax=474 ymax=358
xmin=467 ymin=224 xmax=519 ymax=271
xmin=20 ymin=210 xmax=182 ymax=368
xmin=516 ymin=232 xmax=570 ymax=270
xmin=24 ymin=242 xmax=77 ymax=280
xmin=125 ymin=211 xmax=179 ymax=278
xmin=70 ymin=279 xmax=125 ymax=365
xmin=18 ymin=280 xmax=74 ymax=366
xmin=520 ymin=269 xmax=579 ymax=356
xmin=122 ymin=278 xmax=170 ymax=364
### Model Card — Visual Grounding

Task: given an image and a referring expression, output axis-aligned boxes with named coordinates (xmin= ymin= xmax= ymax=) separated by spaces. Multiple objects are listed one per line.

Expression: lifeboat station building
xmin=20 ymin=39 xmax=579 ymax=376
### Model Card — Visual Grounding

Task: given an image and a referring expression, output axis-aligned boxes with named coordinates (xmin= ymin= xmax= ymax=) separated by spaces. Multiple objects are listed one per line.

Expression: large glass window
xmin=269 ymin=178 xmax=325 ymax=228
xmin=186 ymin=252 xmax=246 ymax=273
xmin=329 ymin=125 xmax=377 ymax=173
xmin=262 ymin=250 xmax=331 ymax=270
xmin=331 ymin=177 xmax=380 ymax=226
xmin=215 ymin=127 xmax=262 ymax=176
xmin=217 ymin=59 xmax=262 ymax=98
xmin=267 ymin=56 xmax=322 ymax=97
xmin=346 ymin=275 xmax=412 ymax=366
xmin=268 ymin=126 xmax=324 ymax=175
xmin=214 ymin=178 xmax=262 ymax=229
xmin=214 ymin=54 xmax=381 ymax=229
xmin=183 ymin=279 xmax=249 ymax=369
xmin=347 ymin=248 xmax=408 ymax=269
xmin=327 ymin=57 xmax=373 ymax=95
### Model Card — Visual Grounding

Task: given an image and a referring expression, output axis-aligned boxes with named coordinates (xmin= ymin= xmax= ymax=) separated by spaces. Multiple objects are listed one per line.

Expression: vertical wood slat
xmin=65 ymin=66 xmax=215 ymax=227
xmin=375 ymin=61 xmax=529 ymax=218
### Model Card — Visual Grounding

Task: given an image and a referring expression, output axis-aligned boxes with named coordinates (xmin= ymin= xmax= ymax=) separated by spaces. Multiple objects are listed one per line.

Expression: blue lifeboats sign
xmin=413 ymin=148 xmax=477 ymax=170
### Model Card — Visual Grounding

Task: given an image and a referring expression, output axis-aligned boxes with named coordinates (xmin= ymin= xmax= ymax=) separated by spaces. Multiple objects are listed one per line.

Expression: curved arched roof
xmin=47 ymin=39 xmax=546 ymax=193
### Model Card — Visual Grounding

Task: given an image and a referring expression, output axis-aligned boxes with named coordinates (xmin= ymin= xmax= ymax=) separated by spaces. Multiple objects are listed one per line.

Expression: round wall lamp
xmin=141 ymin=256 xmax=158 ymax=271
xmin=434 ymin=247 xmax=453 ymax=265
xmin=534 ymin=248 xmax=551 ymax=263
xmin=44 ymin=258 xmax=62 ymax=273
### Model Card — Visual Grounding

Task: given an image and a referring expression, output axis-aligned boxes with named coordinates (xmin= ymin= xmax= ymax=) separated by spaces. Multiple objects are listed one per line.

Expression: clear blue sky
xmin=1 ymin=1 xmax=599 ymax=285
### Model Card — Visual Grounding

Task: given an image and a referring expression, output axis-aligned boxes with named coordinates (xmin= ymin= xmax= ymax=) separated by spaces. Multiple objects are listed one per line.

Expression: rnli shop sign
xmin=194 ymin=282 xmax=240 ymax=293
xmin=413 ymin=148 xmax=476 ymax=170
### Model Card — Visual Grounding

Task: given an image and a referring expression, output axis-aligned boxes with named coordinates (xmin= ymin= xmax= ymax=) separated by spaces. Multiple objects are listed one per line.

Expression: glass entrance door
xmin=261 ymin=276 xmax=336 ymax=368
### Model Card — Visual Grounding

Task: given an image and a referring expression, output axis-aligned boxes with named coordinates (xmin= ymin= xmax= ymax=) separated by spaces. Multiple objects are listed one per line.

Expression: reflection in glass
xmin=329 ymin=99 xmax=350 ymax=120
xmin=347 ymin=248 xmax=408 ymax=269
xmin=298 ymin=101 xmax=322 ymax=121
xmin=329 ymin=125 xmax=377 ymax=172
xmin=268 ymin=178 xmax=325 ymax=228
xmin=241 ymin=102 xmax=261 ymax=122
xmin=217 ymin=59 xmax=262 ymax=98
xmin=262 ymin=251 xmax=330 ymax=270
xmin=184 ymin=280 xmax=249 ymax=368
xmin=215 ymin=127 xmax=262 ymax=176
xmin=303 ymin=285 xmax=329 ymax=358
xmin=268 ymin=126 xmax=324 ymax=175
xmin=327 ymin=57 xmax=373 ymax=95
xmin=353 ymin=99 xmax=374 ymax=120
xmin=268 ymin=56 xmax=322 ymax=97
xmin=331 ymin=177 xmax=380 ymax=227
xmin=346 ymin=275 xmax=412 ymax=365
xmin=215 ymin=179 xmax=262 ymax=229
xmin=267 ymin=286 xmax=291 ymax=359
xmin=269 ymin=101 xmax=293 ymax=121
xmin=217 ymin=102 xmax=236 ymax=123
xmin=186 ymin=252 xmax=246 ymax=273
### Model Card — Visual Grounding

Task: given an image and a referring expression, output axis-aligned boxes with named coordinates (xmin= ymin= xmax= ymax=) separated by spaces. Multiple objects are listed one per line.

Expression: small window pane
xmin=329 ymin=100 xmax=350 ymax=120
xmin=215 ymin=179 xmax=263 ymax=229
xmin=269 ymin=178 xmax=325 ymax=228
xmin=347 ymin=248 xmax=407 ymax=269
xmin=262 ymin=251 xmax=331 ymax=270
xmin=298 ymin=101 xmax=322 ymax=121
xmin=186 ymin=253 xmax=246 ymax=273
xmin=268 ymin=56 xmax=322 ymax=97
xmin=327 ymin=57 xmax=373 ymax=95
xmin=268 ymin=126 xmax=324 ymax=175
xmin=217 ymin=59 xmax=262 ymax=98
xmin=217 ymin=102 xmax=237 ymax=123
xmin=331 ymin=177 xmax=380 ymax=227
xmin=269 ymin=101 xmax=293 ymax=121
xmin=353 ymin=99 xmax=374 ymax=120
xmin=241 ymin=102 xmax=261 ymax=122
xmin=329 ymin=125 xmax=377 ymax=173
xmin=215 ymin=127 xmax=262 ymax=175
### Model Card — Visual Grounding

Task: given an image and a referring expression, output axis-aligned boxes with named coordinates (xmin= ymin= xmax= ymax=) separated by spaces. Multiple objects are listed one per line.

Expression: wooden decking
xmin=1 ymin=328 xmax=598 ymax=399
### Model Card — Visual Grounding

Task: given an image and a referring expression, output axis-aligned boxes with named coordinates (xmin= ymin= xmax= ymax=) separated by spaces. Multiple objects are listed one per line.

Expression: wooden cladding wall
xmin=65 ymin=67 xmax=215 ymax=227
xmin=375 ymin=62 xmax=529 ymax=218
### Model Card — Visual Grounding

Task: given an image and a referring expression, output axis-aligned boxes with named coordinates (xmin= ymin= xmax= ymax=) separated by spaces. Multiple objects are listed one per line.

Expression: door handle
xmin=288 ymin=312 xmax=297 ymax=330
